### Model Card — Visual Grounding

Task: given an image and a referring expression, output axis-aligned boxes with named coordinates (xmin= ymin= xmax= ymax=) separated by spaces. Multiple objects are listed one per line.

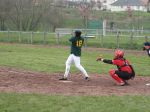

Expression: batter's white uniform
xmin=64 ymin=54 xmax=89 ymax=78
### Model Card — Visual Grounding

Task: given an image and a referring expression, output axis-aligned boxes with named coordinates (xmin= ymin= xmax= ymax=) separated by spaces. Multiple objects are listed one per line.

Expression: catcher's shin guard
xmin=109 ymin=69 xmax=125 ymax=85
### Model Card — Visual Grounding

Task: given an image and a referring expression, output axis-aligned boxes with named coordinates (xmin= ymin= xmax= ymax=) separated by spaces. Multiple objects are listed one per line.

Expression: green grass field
xmin=0 ymin=43 xmax=150 ymax=112
xmin=0 ymin=43 xmax=149 ymax=75
xmin=0 ymin=93 xmax=150 ymax=112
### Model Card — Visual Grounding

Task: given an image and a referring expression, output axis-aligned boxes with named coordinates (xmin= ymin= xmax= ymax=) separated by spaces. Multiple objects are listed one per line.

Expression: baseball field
xmin=0 ymin=43 xmax=150 ymax=112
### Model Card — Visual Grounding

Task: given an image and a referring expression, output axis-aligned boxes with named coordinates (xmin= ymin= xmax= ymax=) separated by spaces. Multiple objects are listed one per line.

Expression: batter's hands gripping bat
xmin=143 ymin=46 xmax=149 ymax=50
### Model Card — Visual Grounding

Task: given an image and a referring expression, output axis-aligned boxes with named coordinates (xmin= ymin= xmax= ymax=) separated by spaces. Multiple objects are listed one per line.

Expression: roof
xmin=111 ymin=0 xmax=145 ymax=6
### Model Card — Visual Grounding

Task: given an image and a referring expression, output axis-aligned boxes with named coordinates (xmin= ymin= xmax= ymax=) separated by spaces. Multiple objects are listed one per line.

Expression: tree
xmin=0 ymin=0 xmax=64 ymax=31
xmin=43 ymin=1 xmax=64 ymax=31
xmin=78 ymin=2 xmax=90 ymax=28
xmin=97 ymin=0 xmax=102 ymax=9
xmin=0 ymin=0 xmax=11 ymax=30
xmin=147 ymin=0 xmax=150 ymax=12
xmin=8 ymin=0 xmax=48 ymax=31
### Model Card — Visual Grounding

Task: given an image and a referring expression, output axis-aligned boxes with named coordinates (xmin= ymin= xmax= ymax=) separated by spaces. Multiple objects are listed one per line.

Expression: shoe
xmin=85 ymin=77 xmax=90 ymax=81
xmin=116 ymin=82 xmax=125 ymax=86
xmin=118 ymin=80 xmax=129 ymax=86
xmin=120 ymin=82 xmax=125 ymax=86
xmin=120 ymin=82 xmax=130 ymax=86
xmin=59 ymin=77 xmax=67 ymax=80
xmin=124 ymin=80 xmax=129 ymax=85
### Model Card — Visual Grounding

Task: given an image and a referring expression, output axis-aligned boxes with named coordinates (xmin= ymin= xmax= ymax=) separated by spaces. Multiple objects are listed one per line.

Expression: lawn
xmin=0 ymin=43 xmax=149 ymax=75
xmin=0 ymin=43 xmax=150 ymax=112
xmin=0 ymin=93 xmax=150 ymax=112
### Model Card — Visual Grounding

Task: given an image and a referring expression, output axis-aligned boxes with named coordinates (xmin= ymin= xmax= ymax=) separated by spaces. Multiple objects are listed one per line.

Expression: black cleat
xmin=59 ymin=78 xmax=67 ymax=80
xmin=124 ymin=81 xmax=129 ymax=85
xmin=85 ymin=77 xmax=90 ymax=81
xmin=120 ymin=81 xmax=129 ymax=86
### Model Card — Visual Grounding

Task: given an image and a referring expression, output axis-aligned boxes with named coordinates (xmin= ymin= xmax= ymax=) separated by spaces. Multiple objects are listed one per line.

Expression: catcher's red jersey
xmin=112 ymin=59 xmax=132 ymax=73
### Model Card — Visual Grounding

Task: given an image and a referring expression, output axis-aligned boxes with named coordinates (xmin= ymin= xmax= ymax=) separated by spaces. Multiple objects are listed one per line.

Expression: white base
xmin=145 ymin=83 xmax=150 ymax=86
xmin=60 ymin=81 xmax=73 ymax=83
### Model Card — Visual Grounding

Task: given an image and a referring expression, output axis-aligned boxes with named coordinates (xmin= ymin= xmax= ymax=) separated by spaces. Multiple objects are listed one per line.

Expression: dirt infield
xmin=0 ymin=67 xmax=150 ymax=96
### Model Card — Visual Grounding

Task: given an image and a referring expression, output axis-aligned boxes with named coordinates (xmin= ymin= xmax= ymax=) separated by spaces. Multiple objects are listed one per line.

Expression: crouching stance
xmin=97 ymin=49 xmax=135 ymax=86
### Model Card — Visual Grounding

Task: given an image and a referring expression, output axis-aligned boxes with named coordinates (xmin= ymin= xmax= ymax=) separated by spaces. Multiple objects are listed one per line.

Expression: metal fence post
xmin=7 ymin=30 xmax=10 ymax=42
xmin=116 ymin=31 xmax=120 ymax=48
xmin=43 ymin=31 xmax=46 ymax=45
xmin=84 ymin=29 xmax=88 ymax=47
xmin=130 ymin=31 xmax=134 ymax=49
xmin=84 ymin=36 xmax=88 ymax=47
xmin=98 ymin=29 xmax=103 ymax=47
xmin=56 ymin=33 xmax=60 ymax=45
xmin=101 ymin=32 xmax=104 ymax=47
xmin=31 ymin=32 xmax=33 ymax=44
xmin=19 ymin=31 xmax=21 ymax=43
xmin=96 ymin=29 xmax=98 ymax=39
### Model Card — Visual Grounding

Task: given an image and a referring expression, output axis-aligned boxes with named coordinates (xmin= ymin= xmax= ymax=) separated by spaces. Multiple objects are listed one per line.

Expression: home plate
xmin=145 ymin=83 xmax=150 ymax=86
xmin=60 ymin=81 xmax=73 ymax=83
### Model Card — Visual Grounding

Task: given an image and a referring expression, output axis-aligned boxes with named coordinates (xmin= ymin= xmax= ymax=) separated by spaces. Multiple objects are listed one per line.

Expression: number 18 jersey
xmin=69 ymin=36 xmax=84 ymax=56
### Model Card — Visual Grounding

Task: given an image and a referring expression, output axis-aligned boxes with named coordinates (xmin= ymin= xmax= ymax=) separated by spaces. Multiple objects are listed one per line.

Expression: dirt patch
xmin=0 ymin=67 xmax=150 ymax=96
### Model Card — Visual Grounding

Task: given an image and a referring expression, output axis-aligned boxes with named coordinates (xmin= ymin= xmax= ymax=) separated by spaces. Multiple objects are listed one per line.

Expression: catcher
xmin=143 ymin=36 xmax=150 ymax=57
xmin=96 ymin=49 xmax=135 ymax=86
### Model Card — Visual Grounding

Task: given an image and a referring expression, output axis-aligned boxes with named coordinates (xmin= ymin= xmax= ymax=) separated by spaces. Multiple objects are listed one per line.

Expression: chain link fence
xmin=0 ymin=29 xmax=150 ymax=49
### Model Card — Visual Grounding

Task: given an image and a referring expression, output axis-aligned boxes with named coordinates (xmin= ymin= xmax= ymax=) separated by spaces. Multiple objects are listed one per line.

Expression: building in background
xmin=110 ymin=0 xmax=148 ymax=12
xmin=64 ymin=0 xmax=117 ymax=10
xmin=99 ymin=0 xmax=117 ymax=10
xmin=53 ymin=0 xmax=150 ymax=12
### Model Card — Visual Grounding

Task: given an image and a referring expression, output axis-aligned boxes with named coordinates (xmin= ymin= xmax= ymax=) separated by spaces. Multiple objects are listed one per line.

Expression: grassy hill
xmin=62 ymin=8 xmax=150 ymax=30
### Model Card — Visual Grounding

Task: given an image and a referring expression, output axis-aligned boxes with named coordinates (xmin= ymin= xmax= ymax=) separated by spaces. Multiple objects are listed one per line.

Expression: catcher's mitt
xmin=96 ymin=57 xmax=103 ymax=61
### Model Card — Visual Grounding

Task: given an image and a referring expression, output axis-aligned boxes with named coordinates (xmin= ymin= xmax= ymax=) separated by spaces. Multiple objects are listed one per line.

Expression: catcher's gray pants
xmin=64 ymin=54 xmax=89 ymax=78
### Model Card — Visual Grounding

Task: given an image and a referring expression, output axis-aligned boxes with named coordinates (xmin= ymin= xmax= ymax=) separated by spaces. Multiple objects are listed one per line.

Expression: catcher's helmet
xmin=75 ymin=30 xmax=82 ymax=37
xmin=114 ymin=49 xmax=124 ymax=58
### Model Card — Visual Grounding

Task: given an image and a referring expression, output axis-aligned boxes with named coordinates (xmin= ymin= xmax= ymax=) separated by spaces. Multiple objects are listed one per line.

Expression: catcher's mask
xmin=75 ymin=30 xmax=81 ymax=37
xmin=114 ymin=49 xmax=124 ymax=59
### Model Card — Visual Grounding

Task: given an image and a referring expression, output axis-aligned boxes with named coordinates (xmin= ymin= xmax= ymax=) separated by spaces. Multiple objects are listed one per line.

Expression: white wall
xmin=102 ymin=0 xmax=118 ymax=10
xmin=110 ymin=6 xmax=147 ymax=12
xmin=67 ymin=0 xmax=92 ymax=2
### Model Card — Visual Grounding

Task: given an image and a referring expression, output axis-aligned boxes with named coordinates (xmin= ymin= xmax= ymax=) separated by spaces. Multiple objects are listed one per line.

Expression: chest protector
xmin=117 ymin=59 xmax=135 ymax=78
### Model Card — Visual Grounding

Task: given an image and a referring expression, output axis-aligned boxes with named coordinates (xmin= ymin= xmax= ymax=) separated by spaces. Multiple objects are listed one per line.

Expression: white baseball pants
xmin=64 ymin=54 xmax=89 ymax=78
